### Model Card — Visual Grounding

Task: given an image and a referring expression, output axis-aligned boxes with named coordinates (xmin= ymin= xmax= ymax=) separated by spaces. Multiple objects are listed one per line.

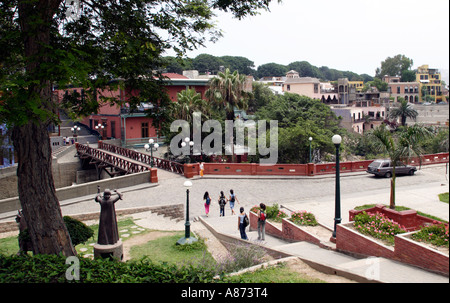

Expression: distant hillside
xmin=162 ymin=54 xmax=374 ymax=82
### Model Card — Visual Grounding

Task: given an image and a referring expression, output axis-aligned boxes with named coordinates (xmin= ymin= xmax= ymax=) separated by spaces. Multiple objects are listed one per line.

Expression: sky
xmin=180 ymin=0 xmax=450 ymax=81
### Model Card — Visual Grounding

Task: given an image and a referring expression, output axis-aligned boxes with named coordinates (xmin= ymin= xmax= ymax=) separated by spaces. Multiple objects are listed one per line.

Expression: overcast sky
xmin=181 ymin=0 xmax=449 ymax=81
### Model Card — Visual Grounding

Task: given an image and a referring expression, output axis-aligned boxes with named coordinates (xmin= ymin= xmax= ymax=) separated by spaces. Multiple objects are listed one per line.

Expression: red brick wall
xmin=394 ymin=233 xmax=449 ymax=276
xmin=336 ymin=223 xmax=395 ymax=259
xmin=336 ymin=223 xmax=449 ymax=276
xmin=203 ymin=153 xmax=448 ymax=177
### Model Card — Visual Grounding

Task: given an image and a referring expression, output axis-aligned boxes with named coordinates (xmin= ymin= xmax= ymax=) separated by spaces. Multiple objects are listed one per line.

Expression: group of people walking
xmin=202 ymin=190 xmax=267 ymax=241
xmin=202 ymin=189 xmax=239 ymax=217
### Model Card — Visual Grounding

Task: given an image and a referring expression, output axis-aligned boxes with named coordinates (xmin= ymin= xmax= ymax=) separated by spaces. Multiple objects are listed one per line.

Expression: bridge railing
xmin=76 ymin=143 xmax=151 ymax=174
xmin=98 ymin=141 xmax=185 ymax=175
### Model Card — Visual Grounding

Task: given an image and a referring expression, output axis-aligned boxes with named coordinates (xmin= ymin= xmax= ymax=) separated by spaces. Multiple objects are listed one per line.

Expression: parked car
xmin=366 ymin=159 xmax=417 ymax=178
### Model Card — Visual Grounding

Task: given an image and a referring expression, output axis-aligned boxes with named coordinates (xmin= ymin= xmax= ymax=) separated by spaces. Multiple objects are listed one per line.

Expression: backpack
xmin=219 ymin=197 xmax=226 ymax=207
xmin=260 ymin=210 xmax=266 ymax=221
xmin=243 ymin=214 xmax=249 ymax=227
xmin=230 ymin=194 xmax=235 ymax=203
xmin=205 ymin=197 xmax=211 ymax=205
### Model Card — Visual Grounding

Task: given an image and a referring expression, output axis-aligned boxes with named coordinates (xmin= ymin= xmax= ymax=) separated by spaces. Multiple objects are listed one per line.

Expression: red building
xmin=55 ymin=73 xmax=209 ymax=147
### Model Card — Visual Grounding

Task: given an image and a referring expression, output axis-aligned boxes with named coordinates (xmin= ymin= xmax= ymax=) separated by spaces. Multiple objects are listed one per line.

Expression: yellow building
xmin=348 ymin=81 xmax=364 ymax=92
xmin=416 ymin=65 xmax=444 ymax=103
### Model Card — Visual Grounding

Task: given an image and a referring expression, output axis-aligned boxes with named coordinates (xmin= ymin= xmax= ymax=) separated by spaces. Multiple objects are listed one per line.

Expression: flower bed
xmin=353 ymin=211 xmax=407 ymax=245
xmin=337 ymin=208 xmax=449 ymax=275
xmin=411 ymin=223 xmax=449 ymax=248
xmin=289 ymin=210 xmax=318 ymax=227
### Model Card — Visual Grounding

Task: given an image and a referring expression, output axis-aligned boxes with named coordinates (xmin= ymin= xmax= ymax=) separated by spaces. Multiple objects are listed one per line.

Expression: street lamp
xmin=144 ymin=139 xmax=159 ymax=168
xmin=71 ymin=126 xmax=81 ymax=142
xmin=95 ymin=123 xmax=105 ymax=139
xmin=309 ymin=137 xmax=313 ymax=163
xmin=176 ymin=180 xmax=198 ymax=246
xmin=331 ymin=134 xmax=342 ymax=239
xmin=181 ymin=137 xmax=194 ymax=163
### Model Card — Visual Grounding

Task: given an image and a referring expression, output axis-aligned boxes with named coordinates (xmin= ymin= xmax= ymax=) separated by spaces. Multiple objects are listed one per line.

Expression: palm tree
xmin=205 ymin=68 xmax=250 ymax=121
xmin=389 ymin=97 xmax=418 ymax=127
xmin=205 ymin=68 xmax=251 ymax=161
xmin=370 ymin=124 xmax=432 ymax=209
xmin=170 ymin=88 xmax=210 ymax=122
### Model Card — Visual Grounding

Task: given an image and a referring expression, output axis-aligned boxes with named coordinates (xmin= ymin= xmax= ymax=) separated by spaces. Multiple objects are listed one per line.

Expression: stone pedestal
xmin=94 ymin=240 xmax=123 ymax=261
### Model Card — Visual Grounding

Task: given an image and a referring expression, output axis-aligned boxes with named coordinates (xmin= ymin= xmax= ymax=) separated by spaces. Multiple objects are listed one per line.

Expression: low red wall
xmin=249 ymin=211 xmax=323 ymax=245
xmin=349 ymin=204 xmax=439 ymax=232
xmin=336 ymin=223 xmax=395 ymax=259
xmin=201 ymin=152 xmax=448 ymax=177
xmin=395 ymin=233 xmax=449 ymax=276
xmin=336 ymin=223 xmax=449 ymax=276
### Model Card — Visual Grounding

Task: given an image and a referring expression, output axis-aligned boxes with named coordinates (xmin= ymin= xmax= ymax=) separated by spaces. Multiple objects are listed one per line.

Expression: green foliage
xmin=439 ymin=193 xmax=449 ymax=204
xmin=411 ymin=223 xmax=449 ymax=247
xmin=255 ymin=93 xmax=345 ymax=163
xmin=0 ymin=254 xmax=218 ymax=283
xmin=290 ymin=211 xmax=318 ymax=226
xmin=63 ymin=216 xmax=94 ymax=247
xmin=353 ymin=211 xmax=407 ymax=245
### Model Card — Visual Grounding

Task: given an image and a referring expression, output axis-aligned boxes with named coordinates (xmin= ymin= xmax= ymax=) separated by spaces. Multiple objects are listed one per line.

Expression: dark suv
xmin=366 ymin=159 xmax=417 ymax=178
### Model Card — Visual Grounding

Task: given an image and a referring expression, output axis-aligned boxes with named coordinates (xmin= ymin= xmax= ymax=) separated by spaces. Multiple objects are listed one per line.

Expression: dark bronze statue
xmin=95 ymin=189 xmax=123 ymax=245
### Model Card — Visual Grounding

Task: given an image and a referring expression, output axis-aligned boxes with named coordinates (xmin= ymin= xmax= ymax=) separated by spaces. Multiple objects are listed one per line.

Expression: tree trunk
xmin=389 ymin=176 xmax=396 ymax=210
xmin=12 ymin=123 xmax=76 ymax=256
xmin=13 ymin=0 xmax=76 ymax=256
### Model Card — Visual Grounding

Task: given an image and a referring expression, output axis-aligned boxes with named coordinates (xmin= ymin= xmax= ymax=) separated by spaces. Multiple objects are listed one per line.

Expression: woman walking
xmin=238 ymin=207 xmax=249 ymax=240
xmin=228 ymin=189 xmax=239 ymax=215
xmin=203 ymin=191 xmax=211 ymax=217
xmin=257 ymin=203 xmax=266 ymax=241
xmin=218 ymin=191 xmax=227 ymax=217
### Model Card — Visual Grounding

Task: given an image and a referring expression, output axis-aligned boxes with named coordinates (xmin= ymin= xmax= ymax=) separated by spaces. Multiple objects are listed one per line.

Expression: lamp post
xmin=177 ymin=180 xmax=198 ymax=245
xmin=95 ymin=123 xmax=105 ymax=140
xmin=309 ymin=137 xmax=313 ymax=163
xmin=144 ymin=139 xmax=159 ymax=168
xmin=181 ymin=137 xmax=194 ymax=163
xmin=331 ymin=134 xmax=342 ymax=239
xmin=71 ymin=126 xmax=81 ymax=142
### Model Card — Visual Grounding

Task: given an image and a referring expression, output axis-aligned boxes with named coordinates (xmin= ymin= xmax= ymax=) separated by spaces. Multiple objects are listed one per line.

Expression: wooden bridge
xmin=75 ymin=141 xmax=191 ymax=181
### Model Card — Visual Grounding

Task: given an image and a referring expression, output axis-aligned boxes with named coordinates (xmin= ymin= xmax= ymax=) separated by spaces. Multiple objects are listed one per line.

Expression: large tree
xmin=375 ymin=54 xmax=414 ymax=79
xmin=0 ymin=0 xmax=279 ymax=256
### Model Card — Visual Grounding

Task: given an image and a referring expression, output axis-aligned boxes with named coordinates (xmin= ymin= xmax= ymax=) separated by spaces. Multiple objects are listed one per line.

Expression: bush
xmin=290 ymin=211 xmax=318 ymax=226
xmin=63 ymin=216 xmax=94 ymax=246
xmin=411 ymin=223 xmax=449 ymax=247
xmin=353 ymin=211 xmax=407 ymax=245
xmin=0 ymin=253 xmax=218 ymax=283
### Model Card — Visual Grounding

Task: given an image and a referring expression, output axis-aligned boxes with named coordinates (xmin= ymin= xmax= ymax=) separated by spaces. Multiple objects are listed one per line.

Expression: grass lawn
xmin=224 ymin=263 xmax=325 ymax=283
xmin=439 ymin=192 xmax=449 ymax=203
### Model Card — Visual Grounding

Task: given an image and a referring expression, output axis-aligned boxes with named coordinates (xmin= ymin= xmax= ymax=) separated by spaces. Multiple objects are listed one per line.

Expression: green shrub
xmin=63 ymin=216 xmax=94 ymax=246
xmin=353 ymin=211 xmax=407 ymax=245
xmin=411 ymin=223 xmax=449 ymax=247
xmin=0 ymin=254 xmax=218 ymax=283
xmin=290 ymin=211 xmax=318 ymax=226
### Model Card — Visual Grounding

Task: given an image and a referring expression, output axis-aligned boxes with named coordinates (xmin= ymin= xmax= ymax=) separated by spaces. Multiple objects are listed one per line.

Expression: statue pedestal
xmin=94 ymin=240 xmax=123 ymax=261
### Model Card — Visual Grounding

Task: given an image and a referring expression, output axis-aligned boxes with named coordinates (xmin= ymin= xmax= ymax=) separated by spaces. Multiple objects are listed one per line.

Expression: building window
xmin=314 ymin=84 xmax=319 ymax=93
xmin=397 ymin=87 xmax=400 ymax=94
xmin=286 ymin=85 xmax=290 ymax=91
xmin=142 ymin=122 xmax=149 ymax=138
